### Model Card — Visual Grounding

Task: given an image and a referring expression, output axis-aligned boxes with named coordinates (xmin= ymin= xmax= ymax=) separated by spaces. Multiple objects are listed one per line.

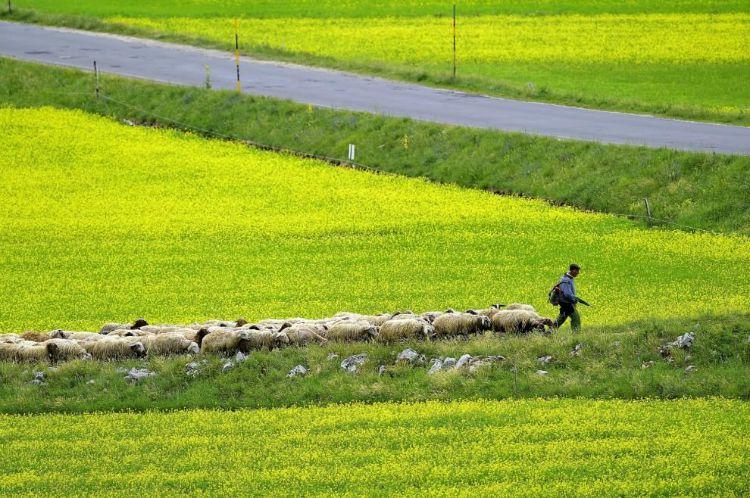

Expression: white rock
xmin=222 ymin=361 xmax=234 ymax=373
xmin=341 ymin=354 xmax=367 ymax=373
xmin=428 ymin=359 xmax=443 ymax=375
xmin=327 ymin=353 xmax=339 ymax=361
xmin=287 ymin=365 xmax=308 ymax=377
xmin=455 ymin=354 xmax=473 ymax=369
xmin=124 ymin=368 xmax=155 ymax=383
xmin=685 ymin=365 xmax=697 ymax=373
xmin=396 ymin=348 xmax=425 ymax=365
xmin=537 ymin=355 xmax=554 ymax=365
xmin=536 ymin=370 xmax=548 ymax=376
xmin=442 ymin=357 xmax=457 ymax=370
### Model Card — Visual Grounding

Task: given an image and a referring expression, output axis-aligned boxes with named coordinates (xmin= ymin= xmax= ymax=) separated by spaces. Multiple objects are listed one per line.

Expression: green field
xmin=6 ymin=0 xmax=750 ymax=123
xmin=0 ymin=399 xmax=748 ymax=495
xmin=2 ymin=107 xmax=749 ymax=333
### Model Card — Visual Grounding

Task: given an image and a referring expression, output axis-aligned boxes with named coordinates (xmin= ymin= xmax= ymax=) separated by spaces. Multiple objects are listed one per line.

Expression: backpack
xmin=548 ymin=282 xmax=562 ymax=306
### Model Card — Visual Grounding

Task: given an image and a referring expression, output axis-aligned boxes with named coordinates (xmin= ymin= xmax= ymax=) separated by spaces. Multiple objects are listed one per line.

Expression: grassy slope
xmin=2 ymin=58 xmax=749 ymax=236
xmin=3 ymin=0 xmax=749 ymax=124
xmin=1 ymin=315 xmax=749 ymax=413
xmin=1 ymin=399 xmax=748 ymax=495
xmin=0 ymin=106 xmax=749 ymax=411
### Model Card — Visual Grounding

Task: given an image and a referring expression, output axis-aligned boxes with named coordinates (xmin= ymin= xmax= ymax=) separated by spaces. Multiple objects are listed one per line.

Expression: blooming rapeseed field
xmin=1 ymin=107 xmax=748 ymax=332
xmin=0 ymin=398 xmax=747 ymax=495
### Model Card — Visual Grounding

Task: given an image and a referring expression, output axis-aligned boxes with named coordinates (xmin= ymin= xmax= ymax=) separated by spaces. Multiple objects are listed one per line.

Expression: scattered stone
xmin=685 ymin=354 xmax=692 ymax=362
xmin=341 ymin=354 xmax=367 ymax=373
xmin=33 ymin=371 xmax=45 ymax=382
xmin=537 ymin=355 xmax=554 ymax=365
xmin=185 ymin=362 xmax=201 ymax=376
xmin=122 ymin=119 xmax=136 ymax=126
xmin=570 ymin=344 xmax=583 ymax=357
xmin=87 ymin=379 xmax=96 ymax=385
xmin=455 ymin=354 xmax=473 ymax=369
xmin=442 ymin=357 xmax=457 ymax=370
xmin=428 ymin=359 xmax=443 ymax=375
xmin=234 ymin=351 xmax=248 ymax=363
xmin=124 ymin=368 xmax=154 ymax=383
xmin=29 ymin=379 xmax=45 ymax=386
xmin=287 ymin=365 xmax=308 ymax=378
xmin=468 ymin=359 xmax=488 ymax=373
xmin=378 ymin=365 xmax=387 ymax=376
xmin=641 ymin=361 xmax=655 ymax=369
xmin=115 ymin=367 xmax=128 ymax=374
xmin=670 ymin=332 xmax=695 ymax=350
xmin=396 ymin=348 xmax=426 ymax=365
xmin=327 ymin=353 xmax=339 ymax=361
xmin=221 ymin=361 xmax=234 ymax=373
xmin=536 ymin=370 xmax=548 ymax=376
xmin=685 ymin=365 xmax=697 ymax=373
xmin=612 ymin=341 xmax=621 ymax=348
xmin=484 ymin=355 xmax=506 ymax=363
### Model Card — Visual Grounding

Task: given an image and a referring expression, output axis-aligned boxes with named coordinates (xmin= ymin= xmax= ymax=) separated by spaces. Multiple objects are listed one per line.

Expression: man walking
xmin=553 ymin=263 xmax=589 ymax=332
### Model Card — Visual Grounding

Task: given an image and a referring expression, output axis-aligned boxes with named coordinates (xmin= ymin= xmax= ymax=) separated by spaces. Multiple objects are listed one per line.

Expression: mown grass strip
xmin=2 ymin=58 xmax=749 ymax=235
xmin=0 ymin=399 xmax=747 ymax=495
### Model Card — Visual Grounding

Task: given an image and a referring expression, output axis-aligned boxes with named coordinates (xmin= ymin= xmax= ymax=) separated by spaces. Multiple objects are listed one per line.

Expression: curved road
xmin=2 ymin=21 xmax=749 ymax=155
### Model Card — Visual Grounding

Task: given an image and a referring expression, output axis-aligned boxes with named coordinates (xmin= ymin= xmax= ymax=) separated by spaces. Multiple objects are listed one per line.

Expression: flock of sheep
xmin=0 ymin=304 xmax=553 ymax=364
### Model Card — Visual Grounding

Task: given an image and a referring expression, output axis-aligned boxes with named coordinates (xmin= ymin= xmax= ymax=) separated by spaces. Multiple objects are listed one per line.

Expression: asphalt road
xmin=2 ymin=21 xmax=748 ymax=155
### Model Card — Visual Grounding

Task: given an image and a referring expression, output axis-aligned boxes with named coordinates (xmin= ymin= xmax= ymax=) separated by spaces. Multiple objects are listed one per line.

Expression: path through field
xmin=1 ymin=21 xmax=749 ymax=155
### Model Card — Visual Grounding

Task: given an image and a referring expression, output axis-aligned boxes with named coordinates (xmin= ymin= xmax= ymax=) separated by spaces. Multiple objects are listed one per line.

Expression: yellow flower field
xmin=1 ymin=107 xmax=749 ymax=332
xmin=0 ymin=399 xmax=747 ymax=495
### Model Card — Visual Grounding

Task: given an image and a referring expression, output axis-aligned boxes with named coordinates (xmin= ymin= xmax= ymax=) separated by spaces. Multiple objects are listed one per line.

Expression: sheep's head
xmin=187 ymin=342 xmax=200 ymax=354
xmin=273 ymin=331 xmax=290 ymax=346
xmin=235 ymin=317 xmax=248 ymax=327
xmin=50 ymin=329 xmax=67 ymax=339
xmin=131 ymin=318 xmax=148 ymax=330
xmin=444 ymin=308 xmax=455 ymax=313
xmin=130 ymin=342 xmax=146 ymax=357
xmin=424 ymin=324 xmax=436 ymax=341
xmin=195 ymin=328 xmax=210 ymax=346
xmin=465 ymin=309 xmax=478 ymax=315
xmin=366 ymin=326 xmax=379 ymax=339
xmin=46 ymin=342 xmax=60 ymax=363
xmin=479 ymin=316 xmax=492 ymax=330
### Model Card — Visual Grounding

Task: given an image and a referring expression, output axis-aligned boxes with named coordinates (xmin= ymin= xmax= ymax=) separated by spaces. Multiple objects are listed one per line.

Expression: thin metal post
xmin=8 ymin=1 xmax=12 ymax=14
xmin=234 ymin=19 xmax=241 ymax=93
xmin=93 ymin=60 xmax=99 ymax=99
xmin=452 ymin=4 xmax=457 ymax=79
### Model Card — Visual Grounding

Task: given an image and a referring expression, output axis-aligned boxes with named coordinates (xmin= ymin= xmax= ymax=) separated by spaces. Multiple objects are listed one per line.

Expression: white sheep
xmin=106 ymin=328 xmax=153 ymax=337
xmin=284 ymin=324 xmax=327 ymax=346
xmin=140 ymin=333 xmax=199 ymax=356
xmin=99 ymin=323 xmax=131 ymax=334
xmin=326 ymin=321 xmax=378 ymax=342
xmin=241 ymin=330 xmax=290 ymax=351
xmin=84 ymin=336 xmax=147 ymax=360
xmin=0 ymin=333 xmax=22 ymax=344
xmin=201 ymin=329 xmax=252 ymax=354
xmin=21 ymin=330 xmax=68 ymax=342
xmin=378 ymin=319 xmax=435 ymax=343
xmin=45 ymin=338 xmax=89 ymax=362
xmin=432 ymin=313 xmax=491 ymax=338
xmin=491 ymin=309 xmax=553 ymax=334
xmin=9 ymin=341 xmax=50 ymax=362
xmin=504 ymin=303 xmax=537 ymax=313
xmin=65 ymin=331 xmax=105 ymax=342
xmin=465 ymin=304 xmax=505 ymax=318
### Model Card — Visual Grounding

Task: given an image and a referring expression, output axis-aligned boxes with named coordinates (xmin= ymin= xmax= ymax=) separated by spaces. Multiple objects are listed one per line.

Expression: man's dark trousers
xmin=554 ymin=302 xmax=580 ymax=332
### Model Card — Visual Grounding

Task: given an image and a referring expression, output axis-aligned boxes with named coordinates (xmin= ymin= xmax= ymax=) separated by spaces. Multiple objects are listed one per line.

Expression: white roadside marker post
xmin=348 ymin=144 xmax=356 ymax=162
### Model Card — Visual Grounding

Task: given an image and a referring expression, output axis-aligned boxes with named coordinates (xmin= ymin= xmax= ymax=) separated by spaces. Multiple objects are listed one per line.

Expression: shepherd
xmin=549 ymin=263 xmax=590 ymax=332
